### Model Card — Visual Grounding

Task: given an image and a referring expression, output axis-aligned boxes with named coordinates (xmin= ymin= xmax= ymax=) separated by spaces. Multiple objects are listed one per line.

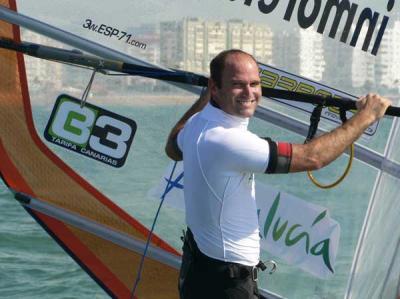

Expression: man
xmin=165 ymin=49 xmax=391 ymax=299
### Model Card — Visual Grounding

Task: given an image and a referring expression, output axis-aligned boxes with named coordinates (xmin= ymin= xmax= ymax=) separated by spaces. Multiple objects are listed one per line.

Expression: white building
xmin=21 ymin=30 xmax=63 ymax=90
xmin=183 ymin=18 xmax=207 ymax=73
xmin=124 ymin=24 xmax=160 ymax=90
xmin=272 ymin=29 xmax=301 ymax=75
xmin=375 ymin=18 xmax=400 ymax=90
xmin=298 ymin=28 xmax=325 ymax=82
xmin=160 ymin=21 xmax=184 ymax=69
xmin=322 ymin=33 xmax=353 ymax=90
xmin=227 ymin=20 xmax=243 ymax=50
xmin=160 ymin=18 xmax=273 ymax=74
xmin=351 ymin=51 xmax=375 ymax=89
xmin=253 ymin=25 xmax=273 ymax=64
xmin=351 ymin=24 xmax=376 ymax=89
xmin=272 ymin=28 xmax=325 ymax=82
xmin=227 ymin=20 xmax=273 ymax=65
xmin=205 ymin=21 xmax=227 ymax=67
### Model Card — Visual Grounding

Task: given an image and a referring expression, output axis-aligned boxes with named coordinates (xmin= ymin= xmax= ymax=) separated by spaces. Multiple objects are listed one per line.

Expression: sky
xmin=12 ymin=0 xmax=398 ymax=59
xmin=17 ymin=0 xmax=399 ymax=30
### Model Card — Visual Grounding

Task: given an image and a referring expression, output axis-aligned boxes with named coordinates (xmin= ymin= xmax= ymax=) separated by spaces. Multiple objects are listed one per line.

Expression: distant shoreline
xmin=93 ymin=94 xmax=198 ymax=106
xmin=30 ymin=93 xmax=198 ymax=106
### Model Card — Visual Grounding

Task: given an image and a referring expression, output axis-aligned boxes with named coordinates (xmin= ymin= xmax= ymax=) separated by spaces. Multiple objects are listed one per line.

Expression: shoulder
xmin=200 ymin=128 xmax=271 ymax=173
xmin=205 ymin=127 xmax=268 ymax=153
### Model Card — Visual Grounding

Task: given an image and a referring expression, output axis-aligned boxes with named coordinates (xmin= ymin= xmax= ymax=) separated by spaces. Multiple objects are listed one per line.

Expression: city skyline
xmin=18 ymin=0 xmax=398 ymax=27
xmin=21 ymin=15 xmax=400 ymax=98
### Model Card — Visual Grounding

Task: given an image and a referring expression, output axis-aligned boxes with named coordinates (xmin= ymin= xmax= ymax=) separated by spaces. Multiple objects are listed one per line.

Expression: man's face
xmin=211 ymin=53 xmax=261 ymax=118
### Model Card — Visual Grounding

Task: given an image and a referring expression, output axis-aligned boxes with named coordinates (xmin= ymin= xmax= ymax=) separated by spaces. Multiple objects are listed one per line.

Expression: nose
xmin=242 ymin=84 xmax=252 ymax=96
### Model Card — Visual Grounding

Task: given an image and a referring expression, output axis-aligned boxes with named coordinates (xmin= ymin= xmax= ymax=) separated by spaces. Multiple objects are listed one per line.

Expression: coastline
xmin=30 ymin=93 xmax=198 ymax=107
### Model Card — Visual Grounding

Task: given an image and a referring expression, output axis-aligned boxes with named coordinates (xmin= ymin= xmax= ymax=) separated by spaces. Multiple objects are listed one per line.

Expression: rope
xmin=130 ymin=161 xmax=179 ymax=299
xmin=305 ymin=105 xmax=354 ymax=189
xmin=307 ymin=144 xmax=354 ymax=189
xmin=80 ymin=69 xmax=97 ymax=108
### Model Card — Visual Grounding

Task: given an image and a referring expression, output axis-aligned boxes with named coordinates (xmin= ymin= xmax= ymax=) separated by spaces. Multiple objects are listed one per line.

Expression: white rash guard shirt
xmin=177 ymin=102 xmax=271 ymax=266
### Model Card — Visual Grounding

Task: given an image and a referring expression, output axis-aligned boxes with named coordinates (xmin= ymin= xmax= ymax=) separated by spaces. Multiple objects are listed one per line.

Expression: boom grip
xmin=387 ymin=106 xmax=400 ymax=117
xmin=261 ymin=87 xmax=399 ymax=117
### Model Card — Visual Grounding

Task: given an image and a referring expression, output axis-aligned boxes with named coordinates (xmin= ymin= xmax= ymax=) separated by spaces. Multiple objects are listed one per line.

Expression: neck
xmin=210 ymin=98 xmax=221 ymax=109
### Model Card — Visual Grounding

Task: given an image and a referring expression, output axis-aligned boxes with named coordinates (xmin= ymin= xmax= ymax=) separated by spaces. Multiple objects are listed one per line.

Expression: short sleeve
xmin=206 ymin=129 xmax=270 ymax=174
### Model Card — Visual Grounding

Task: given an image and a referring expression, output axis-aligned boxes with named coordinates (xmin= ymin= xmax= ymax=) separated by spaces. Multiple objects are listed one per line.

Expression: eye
xmin=232 ymin=82 xmax=244 ymax=88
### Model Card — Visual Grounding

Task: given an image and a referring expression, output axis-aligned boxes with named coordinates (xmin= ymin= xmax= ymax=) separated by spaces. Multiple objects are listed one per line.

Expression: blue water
xmin=0 ymin=100 xmax=393 ymax=299
xmin=0 ymin=185 xmax=107 ymax=299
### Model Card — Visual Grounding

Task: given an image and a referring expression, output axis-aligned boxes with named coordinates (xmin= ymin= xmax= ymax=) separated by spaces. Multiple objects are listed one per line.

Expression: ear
xmin=209 ymin=78 xmax=218 ymax=100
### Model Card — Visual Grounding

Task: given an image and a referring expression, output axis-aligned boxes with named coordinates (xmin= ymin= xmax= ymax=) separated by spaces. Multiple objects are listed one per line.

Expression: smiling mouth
xmin=237 ymin=99 xmax=256 ymax=104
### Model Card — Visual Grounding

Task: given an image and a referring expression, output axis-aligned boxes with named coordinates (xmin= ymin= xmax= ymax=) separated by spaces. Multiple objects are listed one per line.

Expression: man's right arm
xmin=289 ymin=93 xmax=392 ymax=172
xmin=165 ymin=88 xmax=210 ymax=161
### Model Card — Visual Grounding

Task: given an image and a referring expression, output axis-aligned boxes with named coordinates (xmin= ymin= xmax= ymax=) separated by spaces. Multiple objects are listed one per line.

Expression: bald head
xmin=210 ymin=49 xmax=258 ymax=88
xmin=209 ymin=50 xmax=262 ymax=118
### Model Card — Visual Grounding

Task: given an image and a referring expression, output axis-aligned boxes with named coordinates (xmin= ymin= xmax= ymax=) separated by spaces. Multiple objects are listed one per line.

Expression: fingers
xmin=356 ymin=95 xmax=367 ymax=110
xmin=366 ymin=93 xmax=392 ymax=110
xmin=357 ymin=93 xmax=392 ymax=120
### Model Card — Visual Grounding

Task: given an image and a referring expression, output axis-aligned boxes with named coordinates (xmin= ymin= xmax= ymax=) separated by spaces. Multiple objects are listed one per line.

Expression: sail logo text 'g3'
xmin=44 ymin=95 xmax=136 ymax=167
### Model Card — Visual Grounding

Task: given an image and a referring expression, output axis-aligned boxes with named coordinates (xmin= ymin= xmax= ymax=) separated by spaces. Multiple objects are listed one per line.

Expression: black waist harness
xmin=183 ymin=228 xmax=266 ymax=281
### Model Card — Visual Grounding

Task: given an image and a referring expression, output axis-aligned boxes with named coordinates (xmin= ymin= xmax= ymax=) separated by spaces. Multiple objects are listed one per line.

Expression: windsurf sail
xmin=1 ymin=1 xmax=400 ymax=299
xmin=0 ymin=1 xmax=181 ymax=298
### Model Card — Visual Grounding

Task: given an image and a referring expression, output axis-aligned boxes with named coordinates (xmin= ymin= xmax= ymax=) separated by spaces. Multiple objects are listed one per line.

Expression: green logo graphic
xmin=44 ymin=94 xmax=137 ymax=167
xmin=259 ymin=193 xmax=334 ymax=273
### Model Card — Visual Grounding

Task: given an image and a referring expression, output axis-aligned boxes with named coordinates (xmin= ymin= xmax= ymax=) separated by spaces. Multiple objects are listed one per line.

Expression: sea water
xmin=0 ymin=101 xmax=392 ymax=299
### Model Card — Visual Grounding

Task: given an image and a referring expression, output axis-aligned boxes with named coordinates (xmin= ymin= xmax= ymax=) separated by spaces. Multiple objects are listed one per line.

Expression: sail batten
xmin=13 ymin=190 xmax=181 ymax=269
